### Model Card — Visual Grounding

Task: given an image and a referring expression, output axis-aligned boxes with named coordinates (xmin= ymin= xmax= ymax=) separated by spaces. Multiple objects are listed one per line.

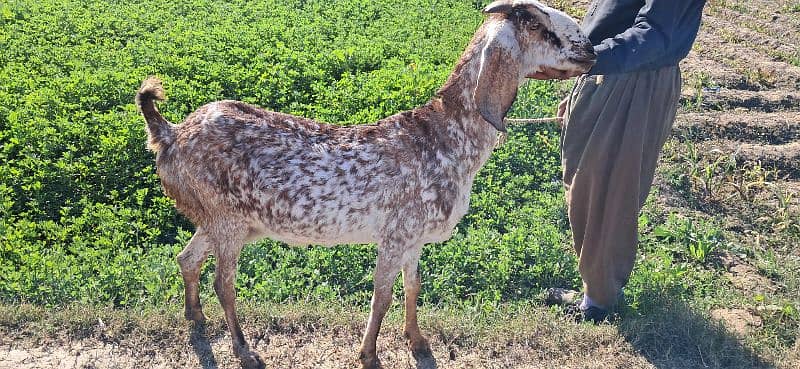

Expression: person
xmin=529 ymin=0 xmax=707 ymax=322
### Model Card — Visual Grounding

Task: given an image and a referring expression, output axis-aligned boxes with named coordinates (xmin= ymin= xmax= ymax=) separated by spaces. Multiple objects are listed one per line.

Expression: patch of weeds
xmin=728 ymin=162 xmax=775 ymax=205
xmin=707 ymin=0 xmax=730 ymax=13
xmin=753 ymin=294 xmax=800 ymax=348
xmin=782 ymin=3 xmax=800 ymax=13
xmin=659 ymin=142 xmax=696 ymax=199
xmin=683 ymin=71 xmax=716 ymax=112
xmin=769 ymin=50 xmax=800 ymax=68
xmin=650 ymin=213 xmax=727 ymax=264
xmin=728 ymin=2 xmax=749 ymax=13
xmin=625 ymin=246 xmax=721 ymax=316
xmin=682 ymin=141 xmax=737 ymax=202
xmin=662 ymin=140 xmax=792 ymax=217
xmin=742 ymin=67 xmax=777 ymax=88
xmin=718 ymin=28 xmax=746 ymax=44
xmin=624 ymin=212 xmax=723 ymax=315
xmin=765 ymin=182 xmax=798 ymax=232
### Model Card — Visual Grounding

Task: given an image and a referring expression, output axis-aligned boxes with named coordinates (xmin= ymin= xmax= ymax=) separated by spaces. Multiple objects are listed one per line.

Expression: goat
xmin=136 ymin=1 xmax=594 ymax=368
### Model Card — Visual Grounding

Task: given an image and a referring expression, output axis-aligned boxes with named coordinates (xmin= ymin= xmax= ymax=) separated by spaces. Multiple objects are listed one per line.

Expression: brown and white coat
xmin=136 ymin=1 xmax=594 ymax=368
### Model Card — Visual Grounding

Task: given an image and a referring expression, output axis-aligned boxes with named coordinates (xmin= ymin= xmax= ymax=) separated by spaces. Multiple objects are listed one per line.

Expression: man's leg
xmin=562 ymin=66 xmax=681 ymax=311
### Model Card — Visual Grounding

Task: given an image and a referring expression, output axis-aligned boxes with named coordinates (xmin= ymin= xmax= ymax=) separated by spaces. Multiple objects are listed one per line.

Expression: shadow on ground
xmin=618 ymin=291 xmax=776 ymax=369
xmin=190 ymin=323 xmax=220 ymax=369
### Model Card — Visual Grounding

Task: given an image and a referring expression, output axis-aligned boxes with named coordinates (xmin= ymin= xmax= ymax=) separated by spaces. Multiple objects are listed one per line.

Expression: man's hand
xmin=527 ymin=66 xmax=583 ymax=80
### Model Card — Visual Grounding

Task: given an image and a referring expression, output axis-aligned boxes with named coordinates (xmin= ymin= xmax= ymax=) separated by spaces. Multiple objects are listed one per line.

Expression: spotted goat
xmin=136 ymin=1 xmax=594 ymax=368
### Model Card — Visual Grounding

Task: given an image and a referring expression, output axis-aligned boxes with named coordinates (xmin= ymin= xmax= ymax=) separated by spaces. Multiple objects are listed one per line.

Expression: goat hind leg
xmin=178 ymin=229 xmax=212 ymax=322
xmin=402 ymin=254 xmax=436 ymax=369
xmin=213 ymin=241 xmax=264 ymax=369
xmin=359 ymin=248 xmax=402 ymax=369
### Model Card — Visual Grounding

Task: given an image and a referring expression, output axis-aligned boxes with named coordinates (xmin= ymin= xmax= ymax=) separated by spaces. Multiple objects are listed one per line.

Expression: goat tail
xmin=136 ymin=76 xmax=175 ymax=153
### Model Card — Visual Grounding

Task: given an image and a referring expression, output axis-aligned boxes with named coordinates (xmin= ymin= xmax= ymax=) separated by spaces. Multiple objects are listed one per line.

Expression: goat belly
xmin=237 ymin=179 xmax=388 ymax=246
xmin=418 ymin=184 xmax=472 ymax=244
xmin=245 ymin=200 xmax=383 ymax=246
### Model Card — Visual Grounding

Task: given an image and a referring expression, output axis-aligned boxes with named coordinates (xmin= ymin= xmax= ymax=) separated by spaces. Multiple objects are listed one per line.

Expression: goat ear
xmin=483 ymin=1 xmax=513 ymax=14
xmin=475 ymin=43 xmax=519 ymax=133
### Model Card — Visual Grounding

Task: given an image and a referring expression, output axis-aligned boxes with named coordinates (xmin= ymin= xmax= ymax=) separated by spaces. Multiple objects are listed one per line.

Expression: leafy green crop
xmin=0 ymin=0 xmax=577 ymax=307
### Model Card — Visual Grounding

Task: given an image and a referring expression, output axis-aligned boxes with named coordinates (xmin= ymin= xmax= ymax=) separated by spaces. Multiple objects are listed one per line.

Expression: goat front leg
xmin=177 ymin=229 xmax=212 ymax=322
xmin=359 ymin=247 xmax=403 ymax=369
xmin=402 ymin=252 xmax=436 ymax=369
xmin=213 ymin=241 xmax=265 ymax=369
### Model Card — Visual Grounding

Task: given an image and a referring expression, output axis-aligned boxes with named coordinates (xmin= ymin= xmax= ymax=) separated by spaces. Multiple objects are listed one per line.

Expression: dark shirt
xmin=583 ymin=0 xmax=706 ymax=75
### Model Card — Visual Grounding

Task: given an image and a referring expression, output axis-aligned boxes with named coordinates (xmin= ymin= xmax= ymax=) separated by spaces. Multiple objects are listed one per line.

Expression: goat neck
xmin=419 ymin=27 xmax=503 ymax=176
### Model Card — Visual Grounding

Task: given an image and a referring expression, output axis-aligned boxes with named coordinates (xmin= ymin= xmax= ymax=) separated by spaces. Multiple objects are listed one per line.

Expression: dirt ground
xmin=676 ymin=0 xmax=800 ymax=186
xmin=0 ymin=328 xmax=653 ymax=369
xmin=0 ymin=304 xmax=662 ymax=369
xmin=1 ymin=298 xmax=792 ymax=369
xmin=657 ymin=0 xmax=800 ymax=351
xmin=2 ymin=0 xmax=799 ymax=368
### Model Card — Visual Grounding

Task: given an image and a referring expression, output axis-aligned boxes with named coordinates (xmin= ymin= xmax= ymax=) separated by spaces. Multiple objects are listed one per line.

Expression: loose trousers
xmin=561 ymin=66 xmax=682 ymax=308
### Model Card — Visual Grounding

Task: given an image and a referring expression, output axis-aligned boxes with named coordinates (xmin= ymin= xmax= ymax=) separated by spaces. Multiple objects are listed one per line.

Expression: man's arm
xmin=590 ymin=0 xmax=705 ymax=75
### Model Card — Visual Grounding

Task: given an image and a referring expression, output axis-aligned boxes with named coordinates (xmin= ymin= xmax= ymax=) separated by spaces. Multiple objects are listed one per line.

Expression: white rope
xmin=504 ymin=117 xmax=561 ymax=124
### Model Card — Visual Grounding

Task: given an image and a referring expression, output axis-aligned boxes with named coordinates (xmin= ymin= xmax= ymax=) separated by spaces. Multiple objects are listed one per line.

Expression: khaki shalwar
xmin=561 ymin=66 xmax=682 ymax=308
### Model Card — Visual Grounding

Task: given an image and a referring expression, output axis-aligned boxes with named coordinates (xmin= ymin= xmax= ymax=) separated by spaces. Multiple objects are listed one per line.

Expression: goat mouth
xmin=568 ymin=56 xmax=596 ymax=69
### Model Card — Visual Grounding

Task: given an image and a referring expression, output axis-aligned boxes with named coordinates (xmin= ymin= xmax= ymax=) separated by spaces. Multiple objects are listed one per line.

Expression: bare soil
xmin=0 ymin=330 xmax=653 ymax=369
xmin=0 ymin=304 xmax=659 ymax=369
xmin=658 ymin=0 xmax=800 ymax=361
xmin=0 ymin=300 xmax=782 ymax=369
xmin=710 ymin=308 xmax=763 ymax=336
xmin=663 ymin=0 xmax=800 ymax=219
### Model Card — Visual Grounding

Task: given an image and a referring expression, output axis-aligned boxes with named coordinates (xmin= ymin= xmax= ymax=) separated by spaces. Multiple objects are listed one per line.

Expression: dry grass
xmin=1 ymin=298 xmax=796 ymax=369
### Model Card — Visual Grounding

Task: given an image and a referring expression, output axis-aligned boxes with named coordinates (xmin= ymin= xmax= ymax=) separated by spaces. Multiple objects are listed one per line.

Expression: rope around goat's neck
xmin=504 ymin=117 xmax=561 ymax=124
xmin=495 ymin=116 xmax=561 ymax=147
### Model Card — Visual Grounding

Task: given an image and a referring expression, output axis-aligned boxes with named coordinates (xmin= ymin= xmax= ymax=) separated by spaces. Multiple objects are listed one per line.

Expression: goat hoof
xmin=361 ymin=361 xmax=383 ymax=369
xmin=409 ymin=338 xmax=433 ymax=358
xmin=239 ymin=351 xmax=265 ymax=369
xmin=358 ymin=353 xmax=383 ymax=369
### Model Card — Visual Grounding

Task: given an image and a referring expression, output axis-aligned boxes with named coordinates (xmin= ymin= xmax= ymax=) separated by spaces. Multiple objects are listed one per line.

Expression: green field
xmin=1 ymin=1 xmax=798 ymax=368
xmin=0 ymin=0 xmax=575 ymax=306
